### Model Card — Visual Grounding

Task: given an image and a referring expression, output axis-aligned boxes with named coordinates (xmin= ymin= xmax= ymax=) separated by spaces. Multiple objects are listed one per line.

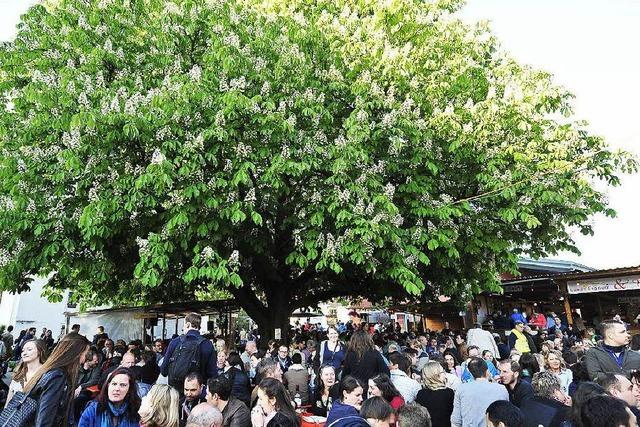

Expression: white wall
xmin=0 ymin=277 xmax=68 ymax=333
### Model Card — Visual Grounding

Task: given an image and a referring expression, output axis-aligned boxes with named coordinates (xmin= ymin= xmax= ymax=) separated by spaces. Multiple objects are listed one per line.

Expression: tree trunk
xmin=257 ymin=309 xmax=292 ymax=349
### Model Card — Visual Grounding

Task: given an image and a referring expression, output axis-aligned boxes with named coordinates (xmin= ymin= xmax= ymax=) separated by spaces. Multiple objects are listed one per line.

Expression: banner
xmin=567 ymin=275 xmax=640 ymax=294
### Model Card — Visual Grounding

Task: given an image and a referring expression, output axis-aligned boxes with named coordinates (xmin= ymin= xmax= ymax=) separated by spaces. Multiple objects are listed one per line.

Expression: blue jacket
xmin=78 ymin=401 xmax=139 ymax=427
xmin=160 ymin=330 xmax=217 ymax=383
xmin=461 ymin=360 xmax=499 ymax=382
xmin=325 ymin=401 xmax=368 ymax=427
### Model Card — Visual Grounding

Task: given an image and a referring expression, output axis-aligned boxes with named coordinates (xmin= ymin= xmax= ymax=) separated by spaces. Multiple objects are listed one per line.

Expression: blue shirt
xmin=461 ymin=360 xmax=499 ymax=382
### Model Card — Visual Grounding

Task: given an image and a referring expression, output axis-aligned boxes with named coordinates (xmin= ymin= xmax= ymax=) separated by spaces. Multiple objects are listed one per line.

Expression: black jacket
xmin=30 ymin=368 xmax=71 ymax=427
xmin=224 ymin=367 xmax=251 ymax=407
xmin=520 ymin=396 xmax=568 ymax=427
xmin=507 ymin=380 xmax=534 ymax=408
xmin=266 ymin=412 xmax=298 ymax=427
xmin=584 ymin=344 xmax=640 ymax=381
xmin=342 ymin=349 xmax=390 ymax=395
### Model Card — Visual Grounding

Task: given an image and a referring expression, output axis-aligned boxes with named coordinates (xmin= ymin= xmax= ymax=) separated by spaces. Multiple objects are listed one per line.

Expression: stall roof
xmin=553 ymin=265 xmax=640 ymax=281
xmin=65 ymin=299 xmax=239 ymax=318
xmin=517 ymin=257 xmax=594 ymax=273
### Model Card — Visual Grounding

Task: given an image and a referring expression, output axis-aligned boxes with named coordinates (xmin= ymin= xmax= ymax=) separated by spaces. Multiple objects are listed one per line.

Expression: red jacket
xmin=529 ymin=313 xmax=546 ymax=328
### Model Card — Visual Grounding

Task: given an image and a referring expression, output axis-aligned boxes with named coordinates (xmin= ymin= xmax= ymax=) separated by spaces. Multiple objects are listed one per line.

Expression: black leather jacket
xmin=30 ymin=368 xmax=71 ymax=427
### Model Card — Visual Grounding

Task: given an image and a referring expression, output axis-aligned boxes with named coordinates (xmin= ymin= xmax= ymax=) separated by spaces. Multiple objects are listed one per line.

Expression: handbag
xmin=0 ymin=390 xmax=37 ymax=427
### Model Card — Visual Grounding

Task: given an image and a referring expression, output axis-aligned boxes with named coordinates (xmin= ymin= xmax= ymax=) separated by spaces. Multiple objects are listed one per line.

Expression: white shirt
xmin=390 ymin=369 xmax=421 ymax=403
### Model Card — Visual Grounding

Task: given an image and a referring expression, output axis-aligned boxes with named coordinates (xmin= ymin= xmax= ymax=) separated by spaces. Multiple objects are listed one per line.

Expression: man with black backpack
xmin=161 ymin=312 xmax=218 ymax=392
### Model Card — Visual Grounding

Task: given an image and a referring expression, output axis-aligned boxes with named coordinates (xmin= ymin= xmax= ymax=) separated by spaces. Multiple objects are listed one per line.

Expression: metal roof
xmin=65 ymin=299 xmax=239 ymax=318
xmin=553 ymin=265 xmax=640 ymax=281
xmin=517 ymin=257 xmax=594 ymax=273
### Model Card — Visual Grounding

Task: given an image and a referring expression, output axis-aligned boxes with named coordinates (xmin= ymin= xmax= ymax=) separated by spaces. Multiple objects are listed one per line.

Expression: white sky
xmin=1 ymin=0 xmax=638 ymax=270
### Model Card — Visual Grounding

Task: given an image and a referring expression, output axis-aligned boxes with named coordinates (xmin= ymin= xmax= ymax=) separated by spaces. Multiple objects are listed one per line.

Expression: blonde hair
xmin=421 ymin=361 xmax=446 ymax=391
xmin=216 ymin=338 xmax=227 ymax=354
xmin=140 ymin=384 xmax=180 ymax=427
xmin=544 ymin=349 xmax=566 ymax=371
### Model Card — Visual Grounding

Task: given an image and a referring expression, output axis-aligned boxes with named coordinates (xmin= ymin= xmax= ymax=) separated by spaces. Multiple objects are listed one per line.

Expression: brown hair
xmin=97 ymin=368 xmax=141 ymax=421
xmin=24 ymin=332 xmax=90 ymax=425
xmin=347 ymin=330 xmax=374 ymax=359
xmin=185 ymin=312 xmax=201 ymax=329
xmin=13 ymin=339 xmax=48 ymax=384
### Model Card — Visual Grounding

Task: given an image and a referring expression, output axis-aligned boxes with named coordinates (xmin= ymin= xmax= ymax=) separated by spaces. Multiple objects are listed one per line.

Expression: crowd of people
xmin=1 ymin=309 xmax=640 ymax=427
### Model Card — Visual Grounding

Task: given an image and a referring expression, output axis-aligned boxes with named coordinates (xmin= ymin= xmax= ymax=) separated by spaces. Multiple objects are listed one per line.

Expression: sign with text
xmin=567 ymin=275 xmax=640 ymax=295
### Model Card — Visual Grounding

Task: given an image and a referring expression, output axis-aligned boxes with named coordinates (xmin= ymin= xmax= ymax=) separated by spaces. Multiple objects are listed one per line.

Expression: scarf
xmin=99 ymin=401 xmax=129 ymax=427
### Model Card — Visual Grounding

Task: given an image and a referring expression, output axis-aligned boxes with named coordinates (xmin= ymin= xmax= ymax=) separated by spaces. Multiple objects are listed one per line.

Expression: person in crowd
xmin=485 ymin=400 xmax=525 ymax=427
xmin=79 ymin=367 xmax=141 ymax=427
xmin=397 ymin=403 xmax=431 ymax=427
xmin=498 ymin=359 xmax=534 ymax=408
xmin=565 ymin=382 xmax=607 ymax=427
xmin=161 ymin=312 xmax=217 ymax=390
xmin=578 ymin=395 xmax=637 ymax=427
xmin=224 ymin=352 xmax=251 ymax=407
xmin=569 ymin=361 xmax=591 ymax=397
xmin=275 ymin=345 xmax=293 ymax=374
xmin=455 ymin=333 xmax=469 ymax=360
xmin=241 ymin=340 xmax=257 ymax=372
xmin=179 ymin=373 xmax=207 ymax=427
xmin=443 ymin=350 xmax=463 ymax=378
xmin=215 ymin=339 xmax=227 ymax=355
xmin=42 ymin=329 xmax=54 ymax=350
xmin=311 ymin=364 xmax=341 ymax=417
xmin=99 ymin=350 xmax=137 ymax=387
xmin=283 ymin=352 xmax=308 ymax=405
xmin=461 ymin=345 xmax=499 ymax=382
xmin=545 ymin=349 xmax=573 ymax=395
xmin=207 ymin=376 xmax=251 ymax=427
xmin=1 ymin=325 xmax=14 ymax=359
xmin=518 ymin=352 xmax=540 ymax=384
xmin=508 ymin=321 xmax=531 ymax=354
xmin=133 ymin=349 xmax=161 ymax=394
xmin=496 ymin=334 xmax=512 ymax=361
xmin=368 ymin=373 xmax=405 ymax=411
xmin=415 ymin=361 xmax=454 ymax=427
xmin=519 ymin=371 xmax=570 ymax=427
xmin=549 ymin=316 xmax=568 ymax=338
xmin=511 ymin=309 xmax=527 ymax=328
xmin=360 ymin=396 xmax=394 ymax=427
xmin=342 ymin=330 xmax=390 ymax=396
xmin=326 ymin=376 xmax=365 ymax=426
xmin=21 ymin=333 xmax=90 ymax=426
xmin=528 ymin=309 xmax=547 ymax=331
xmin=596 ymin=373 xmax=639 ymax=415
xmin=139 ymin=383 xmax=180 ymax=427
xmin=103 ymin=339 xmax=116 ymax=360
xmin=484 ymin=350 xmax=498 ymax=366
xmin=73 ymin=348 xmax=102 ymax=420
xmin=5 ymin=339 xmax=47 ymax=407
xmin=451 ymin=357 xmax=509 ymax=427
xmin=316 ymin=326 xmax=346 ymax=374
xmin=585 ymin=319 xmax=640 ymax=381
xmin=153 ymin=339 xmax=165 ymax=364
xmin=388 ymin=351 xmax=421 ymax=403
xmin=467 ymin=322 xmax=500 ymax=357
xmin=250 ymin=358 xmax=283 ymax=405
xmin=216 ymin=350 xmax=227 ymax=378
xmin=93 ymin=326 xmax=109 ymax=345
xmin=185 ymin=403 xmax=223 ymax=427
xmin=249 ymin=350 xmax=265 ymax=385
xmin=251 ymin=377 xmax=298 ymax=427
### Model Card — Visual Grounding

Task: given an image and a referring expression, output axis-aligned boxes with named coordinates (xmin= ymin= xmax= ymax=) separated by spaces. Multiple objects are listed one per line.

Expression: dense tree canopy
xmin=0 ymin=0 xmax=635 ymax=336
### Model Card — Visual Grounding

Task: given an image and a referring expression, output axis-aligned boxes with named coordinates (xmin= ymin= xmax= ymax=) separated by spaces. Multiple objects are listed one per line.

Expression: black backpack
xmin=167 ymin=334 xmax=205 ymax=389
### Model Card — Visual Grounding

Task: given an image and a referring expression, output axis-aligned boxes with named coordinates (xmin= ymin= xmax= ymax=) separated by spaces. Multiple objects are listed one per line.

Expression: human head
xmin=467 ymin=345 xmax=480 ymax=358
xmin=514 ymin=321 xmax=525 ymax=332
xmin=347 ymin=330 xmax=375 ymax=357
xmin=579 ymin=395 xmax=636 ymax=427
xmin=256 ymin=357 xmax=283 ymax=382
xmin=20 ymin=339 xmax=48 ymax=364
xmin=388 ymin=351 xmax=411 ymax=374
xmin=317 ymin=364 xmax=336 ymax=390
xmin=597 ymin=374 xmax=637 ymax=408
xmin=532 ymin=371 xmax=568 ymax=404
xmin=468 ymin=357 xmax=488 ymax=379
xmin=360 ymin=396 xmax=393 ymax=427
xmin=499 ymin=360 xmax=521 ymax=387
xmin=153 ymin=339 xmax=164 ymax=353
xmin=97 ymin=325 xmax=104 ymax=333
xmin=120 ymin=351 xmax=136 ymax=368
xmin=519 ymin=352 xmax=540 ymax=376
xmin=482 ymin=350 xmax=494 ymax=362
xmin=340 ymin=376 xmax=364 ymax=410
xmin=601 ymin=319 xmax=631 ymax=347
xmin=184 ymin=372 xmax=204 ymax=402
xmin=291 ymin=352 xmax=302 ymax=365
xmin=245 ymin=340 xmax=257 ymax=354
xmin=545 ymin=350 xmax=566 ymax=371
xmin=97 ymin=368 xmax=140 ymax=421
xmin=226 ymin=352 xmax=243 ymax=370
xmin=397 ymin=403 xmax=431 ymax=427
xmin=71 ymin=324 xmax=81 ymax=333
xmin=486 ymin=400 xmax=525 ymax=427
xmin=139 ymin=384 xmax=180 ymax=426
xmin=421 ymin=361 xmax=446 ymax=391
xmin=277 ymin=345 xmax=288 ymax=359
xmin=256 ymin=378 xmax=296 ymax=420
xmin=207 ymin=376 xmax=232 ymax=409
xmin=84 ymin=348 xmax=100 ymax=368
xmin=184 ymin=312 xmax=202 ymax=332
xmin=368 ymin=374 xmax=401 ymax=401
xmin=185 ymin=403 xmax=223 ymax=427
